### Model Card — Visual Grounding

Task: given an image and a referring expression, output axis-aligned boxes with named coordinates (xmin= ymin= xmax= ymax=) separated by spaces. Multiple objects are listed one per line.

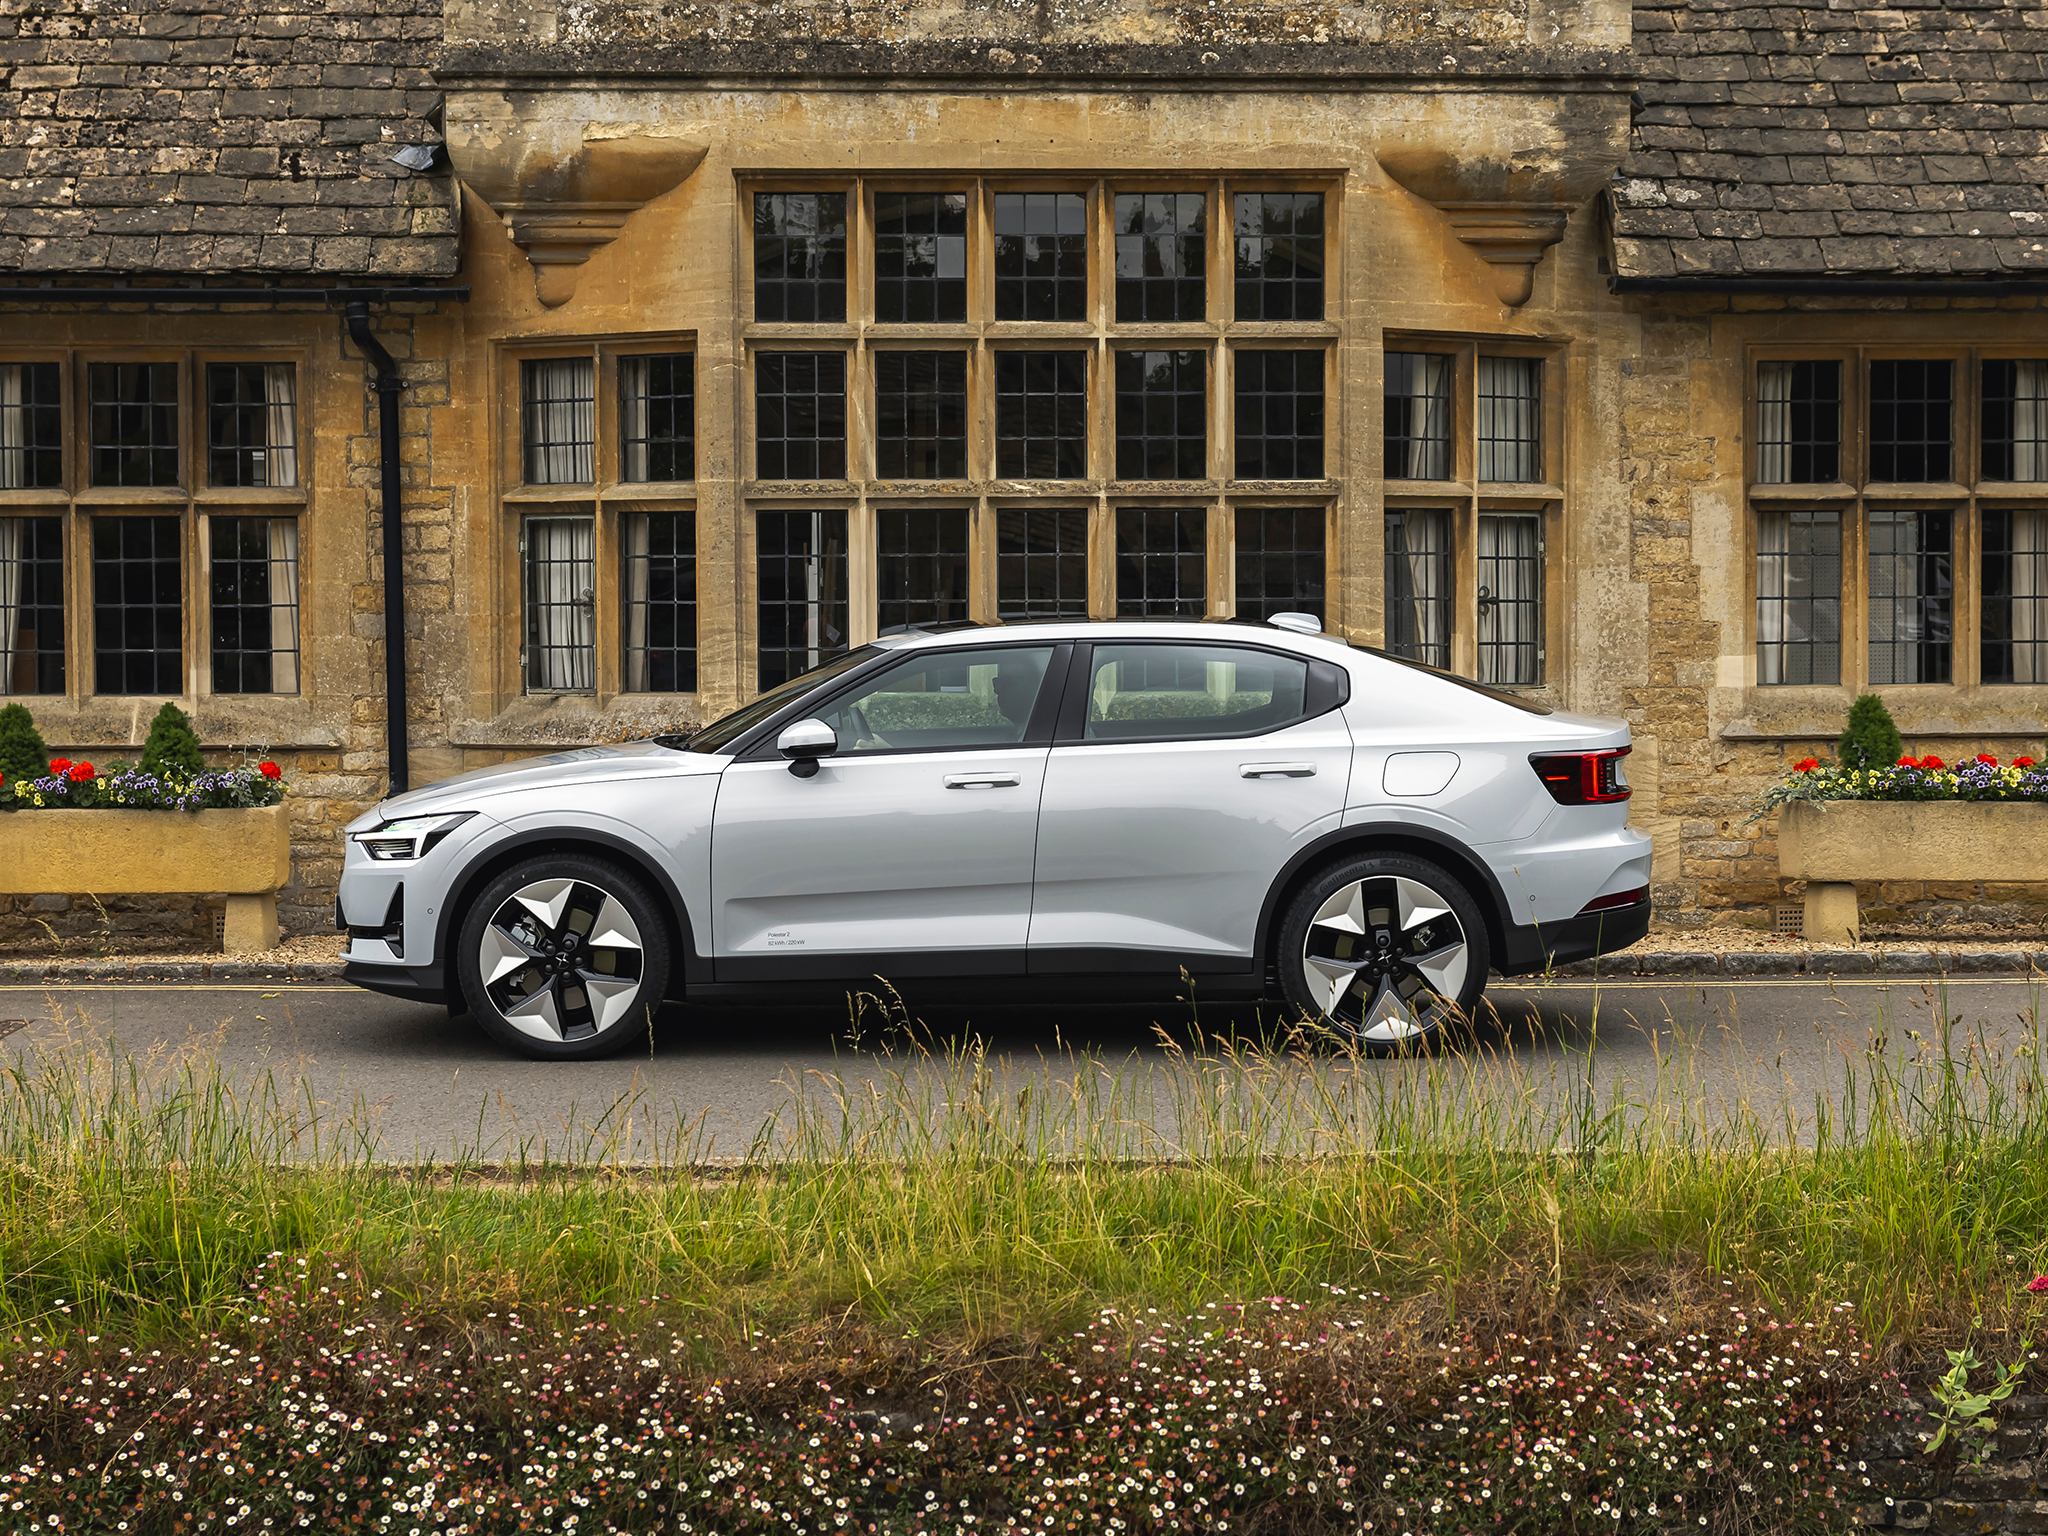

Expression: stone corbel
xmin=1375 ymin=151 xmax=1589 ymax=308
xmin=1430 ymin=204 xmax=1570 ymax=307
xmin=446 ymin=113 xmax=709 ymax=306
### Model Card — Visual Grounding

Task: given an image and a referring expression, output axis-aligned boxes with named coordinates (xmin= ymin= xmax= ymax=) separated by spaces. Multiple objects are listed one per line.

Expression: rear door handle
xmin=1240 ymin=762 xmax=1316 ymax=778
xmin=945 ymin=772 xmax=1021 ymax=789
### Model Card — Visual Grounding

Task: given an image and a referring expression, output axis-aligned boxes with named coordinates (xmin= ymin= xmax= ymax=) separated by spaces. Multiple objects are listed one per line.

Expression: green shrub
xmin=0 ymin=703 xmax=50 ymax=786
xmin=1838 ymin=692 xmax=1904 ymax=771
xmin=138 ymin=701 xmax=205 ymax=780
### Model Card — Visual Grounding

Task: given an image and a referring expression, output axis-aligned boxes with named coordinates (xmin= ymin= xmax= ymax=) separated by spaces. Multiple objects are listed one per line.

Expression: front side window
xmin=1233 ymin=193 xmax=1323 ymax=321
xmin=1384 ymin=508 xmax=1452 ymax=669
xmin=1384 ymin=352 xmax=1451 ymax=481
xmin=1756 ymin=360 xmax=1841 ymax=485
xmin=814 ymin=644 xmax=1056 ymax=753
xmin=757 ymin=508 xmax=848 ymax=691
xmin=997 ymin=507 xmax=1088 ymax=620
xmin=522 ymin=358 xmax=596 ymax=486
xmin=873 ymin=192 xmax=967 ymax=324
xmin=994 ymin=193 xmax=1087 ymax=322
xmin=1869 ymin=359 xmax=1953 ymax=483
xmin=1867 ymin=507 xmax=1952 ymax=684
xmin=1114 ymin=192 xmax=1205 ymax=323
xmin=620 ymin=353 xmax=694 ymax=483
xmin=1235 ymin=351 xmax=1323 ymax=480
xmin=1755 ymin=508 xmax=1842 ymax=686
xmin=1234 ymin=506 xmax=1324 ymax=623
xmin=623 ymin=509 xmax=697 ymax=693
xmin=1981 ymin=509 xmax=2047 ymax=684
xmin=209 ymin=515 xmax=300 ymax=694
xmin=523 ymin=515 xmax=595 ymax=692
xmin=0 ymin=515 xmax=64 ymax=694
xmin=996 ymin=351 xmax=1086 ymax=478
xmin=0 ymin=363 xmax=63 ymax=489
xmin=1115 ymin=506 xmax=1206 ymax=617
xmin=1476 ymin=512 xmax=1542 ymax=685
xmin=756 ymin=353 xmax=847 ymax=480
xmin=876 ymin=506 xmax=969 ymax=633
xmin=92 ymin=514 xmax=182 ymax=694
xmin=207 ymin=363 xmax=298 ymax=488
xmin=1082 ymin=643 xmax=1309 ymax=740
xmin=1476 ymin=357 xmax=1541 ymax=484
xmin=754 ymin=192 xmax=848 ymax=323
xmin=1115 ymin=350 xmax=1206 ymax=480
xmin=89 ymin=362 xmax=179 ymax=488
xmin=874 ymin=352 xmax=967 ymax=479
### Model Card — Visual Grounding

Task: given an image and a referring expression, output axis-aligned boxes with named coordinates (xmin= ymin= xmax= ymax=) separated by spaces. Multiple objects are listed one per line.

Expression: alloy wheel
xmin=476 ymin=877 xmax=646 ymax=1043
xmin=1299 ymin=874 xmax=1470 ymax=1043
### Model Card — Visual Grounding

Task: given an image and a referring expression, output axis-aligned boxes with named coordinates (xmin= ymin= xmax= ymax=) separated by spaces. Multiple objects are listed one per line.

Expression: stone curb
xmin=1 ymin=959 xmax=348 ymax=985
xmin=1550 ymin=948 xmax=2048 ymax=979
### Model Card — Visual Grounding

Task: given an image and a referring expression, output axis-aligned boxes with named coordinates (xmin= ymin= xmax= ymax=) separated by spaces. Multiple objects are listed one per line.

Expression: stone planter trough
xmin=1777 ymin=800 xmax=2048 ymax=943
xmin=0 ymin=803 xmax=291 ymax=951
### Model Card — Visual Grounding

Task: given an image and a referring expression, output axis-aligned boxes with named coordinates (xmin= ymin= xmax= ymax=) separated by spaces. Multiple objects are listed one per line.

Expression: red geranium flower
xmin=48 ymin=758 xmax=70 ymax=774
xmin=258 ymin=760 xmax=282 ymax=781
xmin=1978 ymin=753 xmax=1999 ymax=765
xmin=1793 ymin=757 xmax=1819 ymax=772
xmin=2029 ymin=1275 xmax=2048 ymax=1294
xmin=2019 ymin=756 xmax=2038 ymax=768
xmin=1898 ymin=756 xmax=1920 ymax=769
xmin=67 ymin=761 xmax=93 ymax=783
xmin=1923 ymin=754 xmax=1945 ymax=770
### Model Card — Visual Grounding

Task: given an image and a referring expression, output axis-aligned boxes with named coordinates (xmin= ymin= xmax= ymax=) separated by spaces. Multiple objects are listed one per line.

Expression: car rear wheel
xmin=1276 ymin=852 xmax=1489 ymax=1052
xmin=456 ymin=855 xmax=672 ymax=1060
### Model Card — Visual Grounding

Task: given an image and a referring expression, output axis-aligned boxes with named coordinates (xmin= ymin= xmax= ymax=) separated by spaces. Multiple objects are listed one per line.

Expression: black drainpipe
xmin=345 ymin=302 xmax=412 ymax=797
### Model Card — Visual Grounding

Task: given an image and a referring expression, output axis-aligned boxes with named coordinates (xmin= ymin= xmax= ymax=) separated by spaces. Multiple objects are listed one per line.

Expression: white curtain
xmin=264 ymin=364 xmax=298 ymax=488
xmin=527 ymin=359 xmax=595 ymax=485
xmin=1757 ymin=362 xmax=1792 ymax=484
xmin=1477 ymin=357 xmax=1541 ymax=483
xmin=1385 ymin=508 xmax=1450 ymax=662
xmin=0 ymin=366 xmax=22 ymax=491
xmin=1756 ymin=511 xmax=1787 ymax=683
xmin=528 ymin=517 xmax=595 ymax=690
xmin=1389 ymin=355 xmax=1449 ymax=479
xmin=621 ymin=358 xmax=651 ymax=483
xmin=0 ymin=518 xmax=20 ymax=694
xmin=623 ymin=512 xmax=651 ymax=690
xmin=1477 ymin=513 xmax=1540 ymax=684
xmin=1867 ymin=509 xmax=1938 ymax=685
xmin=2014 ymin=362 xmax=2048 ymax=483
xmin=2015 ymin=510 xmax=2046 ymax=683
xmin=267 ymin=519 xmax=300 ymax=693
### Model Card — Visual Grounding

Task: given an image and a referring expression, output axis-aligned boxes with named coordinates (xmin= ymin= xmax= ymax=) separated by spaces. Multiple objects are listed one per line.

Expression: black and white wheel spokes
xmin=1301 ymin=875 xmax=1469 ymax=1043
xmin=477 ymin=877 xmax=645 ymax=1043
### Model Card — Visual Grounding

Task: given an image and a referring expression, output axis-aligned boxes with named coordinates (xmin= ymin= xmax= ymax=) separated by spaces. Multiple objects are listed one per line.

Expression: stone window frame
xmin=1379 ymin=333 xmax=1567 ymax=689
xmin=0 ymin=346 xmax=312 ymax=705
xmin=736 ymin=172 xmax=1343 ymax=687
xmin=1744 ymin=341 xmax=2048 ymax=695
xmin=497 ymin=333 xmax=700 ymax=701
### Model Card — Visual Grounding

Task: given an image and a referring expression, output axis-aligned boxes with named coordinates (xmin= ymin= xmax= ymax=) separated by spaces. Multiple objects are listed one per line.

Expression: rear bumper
xmin=341 ymin=959 xmax=450 ymax=1007
xmin=1494 ymin=900 xmax=1651 ymax=976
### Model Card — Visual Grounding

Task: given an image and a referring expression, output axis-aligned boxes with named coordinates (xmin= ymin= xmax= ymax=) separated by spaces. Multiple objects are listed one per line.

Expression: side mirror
xmin=776 ymin=718 xmax=838 ymax=778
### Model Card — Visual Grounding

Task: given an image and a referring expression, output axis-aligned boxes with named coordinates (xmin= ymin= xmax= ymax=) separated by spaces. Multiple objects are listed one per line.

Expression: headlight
xmin=352 ymin=811 xmax=476 ymax=861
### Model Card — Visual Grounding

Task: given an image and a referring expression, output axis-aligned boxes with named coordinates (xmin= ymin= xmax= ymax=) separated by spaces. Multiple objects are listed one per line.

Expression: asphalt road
xmin=3 ymin=973 xmax=2044 ymax=1161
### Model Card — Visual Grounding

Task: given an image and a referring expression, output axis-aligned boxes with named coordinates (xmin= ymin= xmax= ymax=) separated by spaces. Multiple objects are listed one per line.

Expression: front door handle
xmin=945 ymin=772 xmax=1022 ymax=789
xmin=1240 ymin=762 xmax=1316 ymax=778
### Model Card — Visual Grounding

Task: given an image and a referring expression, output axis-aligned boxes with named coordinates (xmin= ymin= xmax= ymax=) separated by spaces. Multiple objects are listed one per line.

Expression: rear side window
xmin=1080 ymin=643 xmax=1309 ymax=740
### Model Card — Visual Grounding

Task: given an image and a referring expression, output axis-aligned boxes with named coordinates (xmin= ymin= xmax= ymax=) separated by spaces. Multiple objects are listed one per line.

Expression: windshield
xmin=1363 ymin=648 xmax=1555 ymax=715
xmin=682 ymin=647 xmax=882 ymax=753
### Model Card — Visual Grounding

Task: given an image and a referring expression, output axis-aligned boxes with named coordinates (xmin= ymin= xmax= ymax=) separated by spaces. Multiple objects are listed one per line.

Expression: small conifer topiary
xmin=0 ymin=702 xmax=50 ymax=786
xmin=1838 ymin=692 xmax=1905 ymax=772
xmin=139 ymin=701 xmax=206 ymax=780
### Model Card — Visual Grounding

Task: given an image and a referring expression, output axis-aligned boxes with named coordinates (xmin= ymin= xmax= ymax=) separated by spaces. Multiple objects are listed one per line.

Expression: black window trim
xmin=1052 ymin=639 xmax=1349 ymax=747
xmin=735 ymin=640 xmax=1075 ymax=761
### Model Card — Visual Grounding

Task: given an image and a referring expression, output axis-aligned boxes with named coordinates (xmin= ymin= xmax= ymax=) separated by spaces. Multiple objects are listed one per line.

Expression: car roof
xmin=872 ymin=617 xmax=1355 ymax=658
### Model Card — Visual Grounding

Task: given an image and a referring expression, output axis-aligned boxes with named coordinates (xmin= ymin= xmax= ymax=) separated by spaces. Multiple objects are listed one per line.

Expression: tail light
xmin=1530 ymin=746 xmax=1632 ymax=805
xmin=1578 ymin=885 xmax=1648 ymax=915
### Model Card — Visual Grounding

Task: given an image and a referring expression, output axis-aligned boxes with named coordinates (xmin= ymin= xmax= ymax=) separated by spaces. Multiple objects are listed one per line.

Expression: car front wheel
xmin=456 ymin=855 xmax=672 ymax=1060
xmin=1276 ymin=852 xmax=1489 ymax=1051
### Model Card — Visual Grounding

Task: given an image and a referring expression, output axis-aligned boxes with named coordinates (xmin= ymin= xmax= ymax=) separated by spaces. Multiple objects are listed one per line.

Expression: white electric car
xmin=338 ymin=618 xmax=1651 ymax=1058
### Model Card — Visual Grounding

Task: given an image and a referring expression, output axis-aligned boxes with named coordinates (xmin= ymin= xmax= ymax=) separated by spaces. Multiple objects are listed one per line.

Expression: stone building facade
xmin=1 ymin=0 xmax=2044 ymax=942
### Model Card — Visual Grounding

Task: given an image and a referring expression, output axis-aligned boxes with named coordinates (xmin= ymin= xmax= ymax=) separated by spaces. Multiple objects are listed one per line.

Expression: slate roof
xmin=1611 ymin=0 xmax=2048 ymax=281
xmin=0 ymin=0 xmax=458 ymax=278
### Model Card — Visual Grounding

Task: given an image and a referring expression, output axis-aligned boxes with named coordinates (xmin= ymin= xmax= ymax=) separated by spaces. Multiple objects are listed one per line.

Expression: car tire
xmin=1275 ymin=852 xmax=1490 ymax=1052
xmin=455 ymin=854 xmax=673 ymax=1061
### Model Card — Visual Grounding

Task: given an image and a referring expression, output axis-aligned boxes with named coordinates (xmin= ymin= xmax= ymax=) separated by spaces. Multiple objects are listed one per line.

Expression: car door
xmin=1028 ymin=640 xmax=1353 ymax=973
xmin=710 ymin=642 xmax=1067 ymax=979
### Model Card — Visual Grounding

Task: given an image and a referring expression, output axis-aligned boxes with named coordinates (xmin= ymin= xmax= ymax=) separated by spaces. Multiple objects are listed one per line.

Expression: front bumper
xmin=341 ymin=958 xmax=450 ymax=1007
xmin=1494 ymin=899 xmax=1652 ymax=976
